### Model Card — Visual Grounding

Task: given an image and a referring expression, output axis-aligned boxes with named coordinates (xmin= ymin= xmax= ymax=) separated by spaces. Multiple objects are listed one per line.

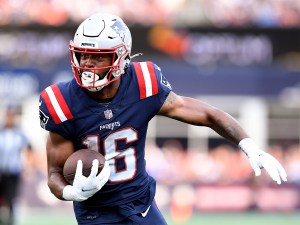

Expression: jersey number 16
xmin=82 ymin=127 xmax=138 ymax=183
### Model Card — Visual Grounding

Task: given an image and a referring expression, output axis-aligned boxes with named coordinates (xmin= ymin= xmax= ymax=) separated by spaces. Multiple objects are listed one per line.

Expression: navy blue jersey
xmin=39 ymin=62 xmax=171 ymax=219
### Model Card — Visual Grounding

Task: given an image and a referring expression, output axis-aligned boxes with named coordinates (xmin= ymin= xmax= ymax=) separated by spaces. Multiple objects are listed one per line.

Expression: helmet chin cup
xmin=81 ymin=71 xmax=109 ymax=92
xmin=81 ymin=71 xmax=96 ymax=80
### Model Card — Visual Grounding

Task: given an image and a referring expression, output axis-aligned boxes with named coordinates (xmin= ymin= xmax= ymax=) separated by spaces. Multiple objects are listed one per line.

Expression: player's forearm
xmin=207 ymin=109 xmax=249 ymax=145
xmin=48 ymin=171 xmax=68 ymax=200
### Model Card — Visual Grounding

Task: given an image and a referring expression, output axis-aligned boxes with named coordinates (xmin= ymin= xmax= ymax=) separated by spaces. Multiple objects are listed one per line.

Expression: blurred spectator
xmin=0 ymin=106 xmax=33 ymax=225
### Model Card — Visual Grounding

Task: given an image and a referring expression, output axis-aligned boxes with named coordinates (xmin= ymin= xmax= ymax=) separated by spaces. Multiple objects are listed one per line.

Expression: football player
xmin=39 ymin=13 xmax=287 ymax=225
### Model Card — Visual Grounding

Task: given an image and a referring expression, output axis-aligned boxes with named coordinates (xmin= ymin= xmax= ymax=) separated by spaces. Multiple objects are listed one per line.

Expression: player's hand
xmin=247 ymin=151 xmax=287 ymax=184
xmin=239 ymin=138 xmax=287 ymax=184
xmin=62 ymin=159 xmax=110 ymax=201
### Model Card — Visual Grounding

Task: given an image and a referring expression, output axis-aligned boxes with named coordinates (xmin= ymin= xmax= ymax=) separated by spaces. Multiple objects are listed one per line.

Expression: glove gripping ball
xmin=63 ymin=149 xmax=106 ymax=185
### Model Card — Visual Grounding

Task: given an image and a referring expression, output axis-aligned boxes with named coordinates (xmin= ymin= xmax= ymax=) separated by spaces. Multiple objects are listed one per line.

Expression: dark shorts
xmin=115 ymin=201 xmax=167 ymax=225
xmin=75 ymin=201 xmax=167 ymax=225
xmin=0 ymin=173 xmax=20 ymax=206
xmin=76 ymin=201 xmax=167 ymax=225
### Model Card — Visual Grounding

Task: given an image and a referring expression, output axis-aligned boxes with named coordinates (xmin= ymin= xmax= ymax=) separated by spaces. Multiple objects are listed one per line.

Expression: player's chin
xmin=98 ymin=69 xmax=111 ymax=77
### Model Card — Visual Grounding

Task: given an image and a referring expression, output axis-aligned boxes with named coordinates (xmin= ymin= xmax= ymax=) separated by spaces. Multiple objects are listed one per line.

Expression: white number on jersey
xmin=82 ymin=128 xmax=138 ymax=182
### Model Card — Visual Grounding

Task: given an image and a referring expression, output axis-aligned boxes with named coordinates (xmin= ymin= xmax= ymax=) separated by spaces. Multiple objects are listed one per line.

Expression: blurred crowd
xmin=145 ymin=140 xmax=300 ymax=185
xmin=145 ymin=140 xmax=300 ymax=216
xmin=0 ymin=0 xmax=300 ymax=27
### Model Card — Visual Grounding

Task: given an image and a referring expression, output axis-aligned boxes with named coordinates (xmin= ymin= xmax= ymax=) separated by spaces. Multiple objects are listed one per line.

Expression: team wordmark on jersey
xmin=99 ymin=121 xmax=121 ymax=131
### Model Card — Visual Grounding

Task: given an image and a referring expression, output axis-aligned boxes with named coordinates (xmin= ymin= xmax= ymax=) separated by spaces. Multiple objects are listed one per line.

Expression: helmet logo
xmin=111 ymin=20 xmax=127 ymax=42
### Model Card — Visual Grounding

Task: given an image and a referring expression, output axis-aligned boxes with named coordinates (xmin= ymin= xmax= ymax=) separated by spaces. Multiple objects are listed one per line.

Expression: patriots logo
xmin=161 ymin=74 xmax=172 ymax=90
xmin=104 ymin=109 xmax=113 ymax=120
xmin=111 ymin=20 xmax=127 ymax=41
xmin=39 ymin=110 xmax=49 ymax=129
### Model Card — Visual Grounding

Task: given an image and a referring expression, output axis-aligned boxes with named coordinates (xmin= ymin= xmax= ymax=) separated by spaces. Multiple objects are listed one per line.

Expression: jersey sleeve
xmin=39 ymin=84 xmax=74 ymax=140
xmin=153 ymin=63 xmax=172 ymax=105
xmin=132 ymin=61 xmax=172 ymax=105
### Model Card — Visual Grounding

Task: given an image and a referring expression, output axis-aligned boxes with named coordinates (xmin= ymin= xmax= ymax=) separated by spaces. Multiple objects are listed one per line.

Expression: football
xmin=63 ymin=149 xmax=106 ymax=185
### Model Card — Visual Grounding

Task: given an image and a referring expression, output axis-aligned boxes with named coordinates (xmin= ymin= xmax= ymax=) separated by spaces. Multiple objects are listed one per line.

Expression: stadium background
xmin=0 ymin=0 xmax=299 ymax=224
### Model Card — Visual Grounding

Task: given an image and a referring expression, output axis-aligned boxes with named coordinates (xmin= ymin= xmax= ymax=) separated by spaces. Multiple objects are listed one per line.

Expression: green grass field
xmin=16 ymin=209 xmax=300 ymax=225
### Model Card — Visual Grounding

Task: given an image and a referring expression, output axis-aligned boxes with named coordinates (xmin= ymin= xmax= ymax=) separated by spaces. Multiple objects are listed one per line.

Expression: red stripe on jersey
xmin=146 ymin=62 xmax=158 ymax=95
xmin=41 ymin=88 xmax=61 ymax=124
xmin=41 ymin=84 xmax=73 ymax=124
xmin=133 ymin=62 xmax=147 ymax=99
xmin=51 ymin=84 xmax=73 ymax=121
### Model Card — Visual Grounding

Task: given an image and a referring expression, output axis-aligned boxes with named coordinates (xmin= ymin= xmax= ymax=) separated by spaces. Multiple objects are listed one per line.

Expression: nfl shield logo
xmin=104 ymin=109 xmax=113 ymax=119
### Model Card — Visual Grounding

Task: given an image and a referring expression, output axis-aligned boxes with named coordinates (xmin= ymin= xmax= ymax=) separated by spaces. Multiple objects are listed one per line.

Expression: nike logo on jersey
xmin=141 ymin=205 xmax=151 ymax=217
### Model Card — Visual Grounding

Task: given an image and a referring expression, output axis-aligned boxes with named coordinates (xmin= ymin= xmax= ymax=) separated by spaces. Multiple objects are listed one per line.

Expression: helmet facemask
xmin=70 ymin=44 xmax=129 ymax=92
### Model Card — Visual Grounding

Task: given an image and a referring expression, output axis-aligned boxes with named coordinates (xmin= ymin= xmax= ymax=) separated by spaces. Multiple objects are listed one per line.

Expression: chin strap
xmin=130 ymin=53 xmax=143 ymax=59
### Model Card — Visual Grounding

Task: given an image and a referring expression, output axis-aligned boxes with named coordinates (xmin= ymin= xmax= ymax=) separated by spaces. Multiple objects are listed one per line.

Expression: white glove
xmin=62 ymin=159 xmax=110 ymax=201
xmin=239 ymin=138 xmax=287 ymax=184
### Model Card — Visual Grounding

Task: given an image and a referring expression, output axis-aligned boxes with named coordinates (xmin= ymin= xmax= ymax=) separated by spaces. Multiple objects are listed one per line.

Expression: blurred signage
xmin=0 ymin=26 xmax=298 ymax=97
xmin=145 ymin=26 xmax=299 ymax=67
xmin=148 ymin=26 xmax=273 ymax=66
xmin=0 ymin=26 xmax=298 ymax=68
xmin=183 ymin=33 xmax=272 ymax=66
xmin=193 ymin=185 xmax=300 ymax=212
xmin=0 ymin=70 xmax=39 ymax=100
xmin=0 ymin=31 xmax=71 ymax=66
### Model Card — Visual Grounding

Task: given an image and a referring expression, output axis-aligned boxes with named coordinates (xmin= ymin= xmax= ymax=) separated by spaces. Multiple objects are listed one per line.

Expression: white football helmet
xmin=69 ymin=13 xmax=132 ymax=92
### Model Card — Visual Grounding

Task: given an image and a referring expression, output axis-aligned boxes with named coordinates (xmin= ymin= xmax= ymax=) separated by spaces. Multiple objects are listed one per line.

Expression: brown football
xmin=63 ymin=149 xmax=105 ymax=185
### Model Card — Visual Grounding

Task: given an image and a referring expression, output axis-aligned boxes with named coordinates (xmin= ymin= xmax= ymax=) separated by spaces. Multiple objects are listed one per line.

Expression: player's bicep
xmin=46 ymin=131 xmax=74 ymax=175
xmin=158 ymin=91 xmax=216 ymax=126
xmin=158 ymin=91 xmax=181 ymax=115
